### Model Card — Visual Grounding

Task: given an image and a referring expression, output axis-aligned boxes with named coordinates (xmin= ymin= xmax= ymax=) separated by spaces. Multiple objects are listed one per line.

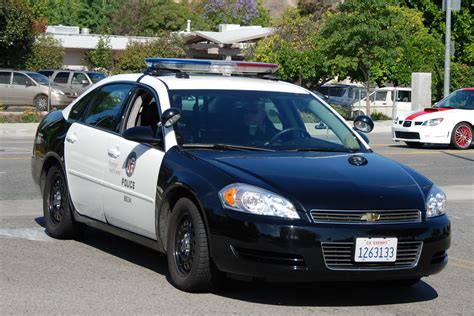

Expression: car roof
xmin=155 ymin=74 xmax=309 ymax=93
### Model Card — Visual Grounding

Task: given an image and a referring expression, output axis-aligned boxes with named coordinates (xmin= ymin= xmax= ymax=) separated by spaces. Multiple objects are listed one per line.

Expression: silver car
xmin=0 ymin=70 xmax=77 ymax=111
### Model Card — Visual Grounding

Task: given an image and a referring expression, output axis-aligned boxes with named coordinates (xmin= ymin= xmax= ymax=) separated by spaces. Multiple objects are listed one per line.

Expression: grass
xmin=0 ymin=109 xmax=45 ymax=123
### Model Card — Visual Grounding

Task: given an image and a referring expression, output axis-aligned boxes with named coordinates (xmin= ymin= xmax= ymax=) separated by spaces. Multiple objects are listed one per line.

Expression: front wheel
xmin=451 ymin=122 xmax=473 ymax=150
xmin=167 ymin=198 xmax=222 ymax=292
xmin=43 ymin=165 xmax=84 ymax=239
xmin=34 ymin=95 xmax=48 ymax=111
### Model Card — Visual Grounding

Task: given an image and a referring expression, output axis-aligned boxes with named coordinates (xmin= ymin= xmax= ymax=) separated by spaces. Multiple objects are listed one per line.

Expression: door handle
xmin=107 ymin=148 xmax=120 ymax=159
xmin=65 ymin=133 xmax=78 ymax=143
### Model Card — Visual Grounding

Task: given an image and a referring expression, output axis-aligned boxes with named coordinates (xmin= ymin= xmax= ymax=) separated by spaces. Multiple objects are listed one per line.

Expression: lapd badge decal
xmin=126 ymin=152 xmax=137 ymax=177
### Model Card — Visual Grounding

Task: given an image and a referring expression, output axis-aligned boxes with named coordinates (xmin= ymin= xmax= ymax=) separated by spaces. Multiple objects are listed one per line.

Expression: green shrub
xmin=370 ymin=111 xmax=391 ymax=121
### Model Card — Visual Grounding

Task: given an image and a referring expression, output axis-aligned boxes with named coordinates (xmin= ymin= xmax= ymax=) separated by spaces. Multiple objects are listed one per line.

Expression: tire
xmin=43 ymin=165 xmax=84 ymax=239
xmin=451 ymin=122 xmax=473 ymax=150
xmin=167 ymin=198 xmax=223 ymax=292
xmin=405 ymin=141 xmax=424 ymax=148
xmin=34 ymin=94 xmax=48 ymax=111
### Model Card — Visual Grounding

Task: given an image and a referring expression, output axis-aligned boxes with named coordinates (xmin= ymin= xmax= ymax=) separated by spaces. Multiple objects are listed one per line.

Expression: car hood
xmin=41 ymin=83 xmax=77 ymax=95
xmin=190 ymin=150 xmax=430 ymax=212
xmin=398 ymin=107 xmax=463 ymax=121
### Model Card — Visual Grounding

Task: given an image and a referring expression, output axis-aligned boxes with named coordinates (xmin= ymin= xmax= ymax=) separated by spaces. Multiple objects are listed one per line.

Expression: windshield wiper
xmin=293 ymin=148 xmax=357 ymax=153
xmin=182 ymin=143 xmax=275 ymax=152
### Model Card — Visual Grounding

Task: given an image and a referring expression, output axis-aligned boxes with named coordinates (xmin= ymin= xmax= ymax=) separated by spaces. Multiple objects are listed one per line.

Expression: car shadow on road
xmin=34 ymin=216 xmax=438 ymax=307
xmin=34 ymin=217 xmax=169 ymax=276
xmin=214 ymin=278 xmax=438 ymax=307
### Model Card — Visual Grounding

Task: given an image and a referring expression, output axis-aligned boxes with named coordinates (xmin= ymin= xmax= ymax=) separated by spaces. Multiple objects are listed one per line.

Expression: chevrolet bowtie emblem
xmin=361 ymin=213 xmax=381 ymax=221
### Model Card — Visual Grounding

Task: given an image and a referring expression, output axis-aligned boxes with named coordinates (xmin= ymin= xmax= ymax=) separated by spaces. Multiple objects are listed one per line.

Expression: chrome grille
xmin=310 ymin=209 xmax=421 ymax=224
xmin=322 ymin=241 xmax=423 ymax=270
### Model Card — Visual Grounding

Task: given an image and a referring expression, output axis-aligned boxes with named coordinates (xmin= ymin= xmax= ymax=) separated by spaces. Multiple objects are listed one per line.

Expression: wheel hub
xmin=455 ymin=126 xmax=472 ymax=148
xmin=175 ymin=216 xmax=194 ymax=274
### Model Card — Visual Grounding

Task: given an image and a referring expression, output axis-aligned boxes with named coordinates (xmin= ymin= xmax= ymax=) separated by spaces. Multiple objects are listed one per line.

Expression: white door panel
xmin=103 ymin=135 xmax=163 ymax=239
xmin=64 ymin=123 xmax=108 ymax=221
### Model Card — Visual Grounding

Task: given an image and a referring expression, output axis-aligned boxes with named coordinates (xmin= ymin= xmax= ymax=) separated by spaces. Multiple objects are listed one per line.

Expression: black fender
xmin=155 ymin=146 xmax=236 ymax=254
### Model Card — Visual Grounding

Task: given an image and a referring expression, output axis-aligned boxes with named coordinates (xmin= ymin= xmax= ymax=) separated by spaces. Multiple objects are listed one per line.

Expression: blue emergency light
xmin=145 ymin=58 xmax=278 ymax=76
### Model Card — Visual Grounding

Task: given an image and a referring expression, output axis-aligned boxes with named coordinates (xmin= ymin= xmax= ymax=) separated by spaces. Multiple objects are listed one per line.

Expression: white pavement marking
xmin=0 ymin=227 xmax=53 ymax=241
xmin=441 ymin=185 xmax=474 ymax=201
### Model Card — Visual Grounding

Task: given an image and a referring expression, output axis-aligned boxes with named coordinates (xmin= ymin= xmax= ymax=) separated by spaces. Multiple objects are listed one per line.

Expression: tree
xmin=321 ymin=0 xmax=443 ymax=114
xmin=0 ymin=0 xmax=36 ymax=68
xmin=401 ymin=0 xmax=473 ymax=66
xmin=114 ymin=32 xmax=186 ymax=74
xmin=24 ymin=35 xmax=64 ymax=71
xmin=252 ymin=8 xmax=329 ymax=89
xmin=85 ymin=36 xmax=113 ymax=71
xmin=201 ymin=0 xmax=271 ymax=29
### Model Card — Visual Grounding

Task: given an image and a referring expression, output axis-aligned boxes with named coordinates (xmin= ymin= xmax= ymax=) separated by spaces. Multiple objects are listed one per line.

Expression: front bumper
xmin=210 ymin=212 xmax=450 ymax=282
xmin=50 ymin=94 xmax=75 ymax=108
xmin=392 ymin=122 xmax=450 ymax=144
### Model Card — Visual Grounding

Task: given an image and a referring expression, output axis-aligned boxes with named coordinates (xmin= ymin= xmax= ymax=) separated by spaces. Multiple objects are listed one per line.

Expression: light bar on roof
xmin=145 ymin=58 xmax=278 ymax=76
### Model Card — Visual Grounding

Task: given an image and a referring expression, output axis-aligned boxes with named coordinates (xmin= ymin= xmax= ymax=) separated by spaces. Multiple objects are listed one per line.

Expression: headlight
xmin=218 ymin=183 xmax=299 ymax=219
xmin=422 ymin=118 xmax=443 ymax=126
xmin=426 ymin=185 xmax=447 ymax=218
xmin=51 ymin=88 xmax=65 ymax=95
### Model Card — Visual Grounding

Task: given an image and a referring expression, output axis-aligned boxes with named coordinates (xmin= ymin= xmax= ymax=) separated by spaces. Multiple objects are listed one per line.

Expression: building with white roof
xmin=45 ymin=25 xmax=155 ymax=70
xmin=45 ymin=24 xmax=274 ymax=69
xmin=184 ymin=24 xmax=274 ymax=60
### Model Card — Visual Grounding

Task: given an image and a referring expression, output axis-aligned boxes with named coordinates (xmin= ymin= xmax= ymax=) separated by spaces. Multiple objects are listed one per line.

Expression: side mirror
xmin=353 ymin=115 xmax=374 ymax=133
xmin=123 ymin=126 xmax=162 ymax=145
xmin=160 ymin=108 xmax=182 ymax=128
xmin=26 ymin=81 xmax=34 ymax=87
xmin=81 ymin=80 xmax=89 ymax=85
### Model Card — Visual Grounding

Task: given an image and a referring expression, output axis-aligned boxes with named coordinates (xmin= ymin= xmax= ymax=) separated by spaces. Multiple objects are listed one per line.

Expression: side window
xmin=54 ymin=72 xmax=70 ymax=84
xmin=397 ymin=90 xmax=411 ymax=102
xmin=72 ymin=73 xmax=88 ymax=84
xmin=83 ymin=84 xmax=133 ymax=133
xmin=375 ymin=91 xmax=387 ymax=101
xmin=0 ymin=72 xmax=11 ymax=84
xmin=68 ymin=92 xmax=95 ymax=121
xmin=13 ymin=73 xmax=32 ymax=86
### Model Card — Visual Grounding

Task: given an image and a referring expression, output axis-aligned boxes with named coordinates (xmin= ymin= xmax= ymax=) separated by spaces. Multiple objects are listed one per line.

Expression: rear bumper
xmin=210 ymin=212 xmax=450 ymax=282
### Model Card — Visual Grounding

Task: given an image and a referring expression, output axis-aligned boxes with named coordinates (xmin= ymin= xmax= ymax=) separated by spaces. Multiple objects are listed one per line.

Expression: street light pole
xmin=443 ymin=0 xmax=452 ymax=98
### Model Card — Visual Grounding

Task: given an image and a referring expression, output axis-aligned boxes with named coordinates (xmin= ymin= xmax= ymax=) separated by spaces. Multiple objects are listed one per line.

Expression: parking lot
xmin=1 ymin=130 xmax=473 ymax=315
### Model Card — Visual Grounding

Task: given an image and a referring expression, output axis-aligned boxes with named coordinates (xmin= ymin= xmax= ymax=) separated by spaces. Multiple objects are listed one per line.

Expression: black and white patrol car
xmin=32 ymin=58 xmax=450 ymax=292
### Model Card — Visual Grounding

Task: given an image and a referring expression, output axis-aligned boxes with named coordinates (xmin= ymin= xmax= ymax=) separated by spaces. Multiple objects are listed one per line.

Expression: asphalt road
xmin=1 ymin=133 xmax=473 ymax=315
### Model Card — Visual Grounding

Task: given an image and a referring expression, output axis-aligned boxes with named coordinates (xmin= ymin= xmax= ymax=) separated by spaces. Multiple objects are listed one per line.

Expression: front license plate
xmin=354 ymin=238 xmax=397 ymax=262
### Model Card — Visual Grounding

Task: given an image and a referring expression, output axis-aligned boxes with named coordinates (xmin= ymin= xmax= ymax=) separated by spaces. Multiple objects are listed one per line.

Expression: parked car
xmin=32 ymin=58 xmax=450 ymax=292
xmin=0 ymin=70 xmax=77 ymax=111
xmin=393 ymin=88 xmax=474 ymax=149
xmin=317 ymin=84 xmax=366 ymax=107
xmin=38 ymin=70 xmax=107 ymax=96
xmin=352 ymin=87 xmax=412 ymax=119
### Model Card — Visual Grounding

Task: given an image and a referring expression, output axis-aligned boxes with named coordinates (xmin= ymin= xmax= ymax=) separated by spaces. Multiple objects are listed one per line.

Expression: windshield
xmin=434 ymin=89 xmax=474 ymax=109
xmin=168 ymin=90 xmax=362 ymax=152
xmin=27 ymin=72 xmax=49 ymax=85
xmin=87 ymin=72 xmax=106 ymax=83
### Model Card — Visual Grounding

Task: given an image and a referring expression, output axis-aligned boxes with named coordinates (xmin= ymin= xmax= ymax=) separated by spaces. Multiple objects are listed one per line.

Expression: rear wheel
xmin=43 ymin=165 xmax=84 ymax=239
xmin=451 ymin=122 xmax=472 ymax=150
xmin=405 ymin=141 xmax=424 ymax=148
xmin=167 ymin=198 xmax=222 ymax=292
xmin=34 ymin=95 xmax=48 ymax=111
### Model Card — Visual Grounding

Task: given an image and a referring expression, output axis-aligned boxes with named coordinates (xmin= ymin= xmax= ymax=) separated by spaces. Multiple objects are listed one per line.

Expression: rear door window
xmin=54 ymin=72 xmax=70 ymax=84
xmin=0 ymin=72 xmax=11 ymax=84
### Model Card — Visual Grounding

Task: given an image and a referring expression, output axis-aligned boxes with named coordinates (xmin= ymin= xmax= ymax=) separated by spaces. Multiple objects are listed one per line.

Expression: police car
xmin=32 ymin=58 xmax=450 ymax=292
xmin=393 ymin=88 xmax=474 ymax=149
